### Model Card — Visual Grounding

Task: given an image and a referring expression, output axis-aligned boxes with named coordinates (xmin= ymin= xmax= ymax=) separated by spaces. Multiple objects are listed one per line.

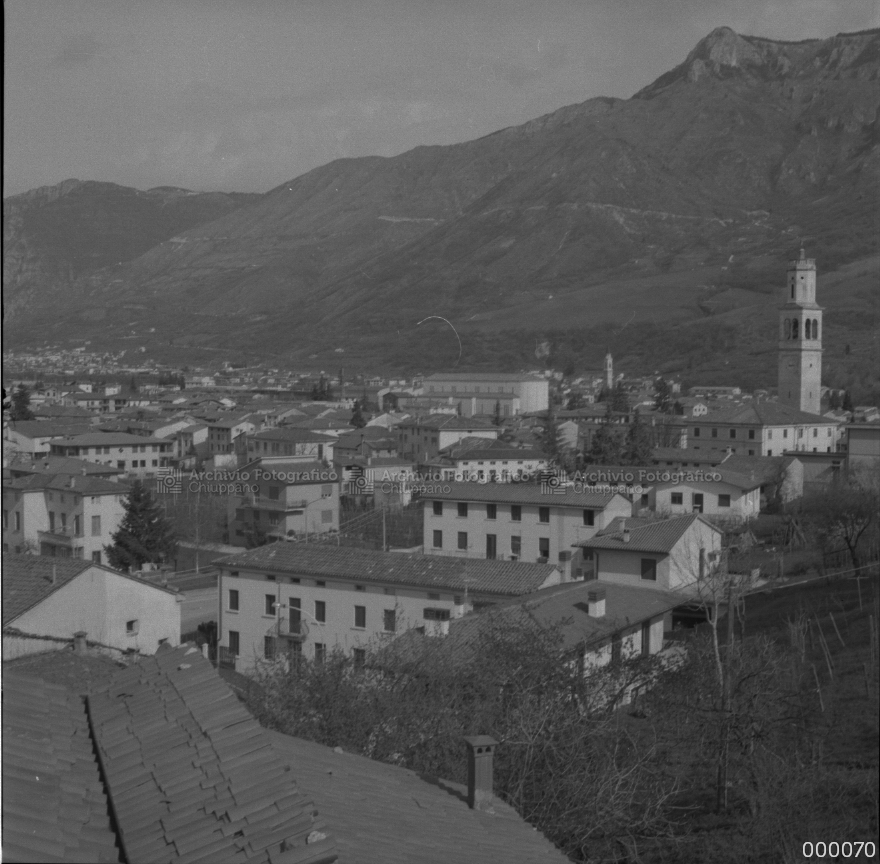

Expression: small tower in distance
xmin=778 ymin=249 xmax=823 ymax=415
xmin=604 ymin=352 xmax=613 ymax=390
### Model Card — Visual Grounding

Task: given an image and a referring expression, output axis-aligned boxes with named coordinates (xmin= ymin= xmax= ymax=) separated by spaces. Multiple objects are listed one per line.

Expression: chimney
xmin=621 ymin=519 xmax=630 ymax=543
xmin=81 ymin=466 xmax=88 ymax=475
xmin=70 ymin=476 xmax=76 ymax=489
xmin=587 ymin=586 xmax=606 ymax=618
xmin=464 ymin=735 xmax=498 ymax=811
xmin=73 ymin=631 xmax=88 ymax=655
xmin=558 ymin=550 xmax=573 ymax=580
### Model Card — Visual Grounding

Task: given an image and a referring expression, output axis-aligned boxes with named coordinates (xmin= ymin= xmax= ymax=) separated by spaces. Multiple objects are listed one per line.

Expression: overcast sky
xmin=5 ymin=1 xmax=878 ymax=196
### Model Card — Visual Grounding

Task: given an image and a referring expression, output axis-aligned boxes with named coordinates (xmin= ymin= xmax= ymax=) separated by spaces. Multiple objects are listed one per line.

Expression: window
xmin=538 ymin=506 xmax=550 ymax=523
xmin=457 ymin=531 xmax=468 ymax=550
xmin=314 ymin=643 xmax=326 ymax=664
xmin=384 ymin=587 xmax=396 ymax=595
xmin=748 ymin=430 xmax=755 ymax=440
xmin=316 ymin=580 xmax=326 ymax=587
xmin=264 ymin=636 xmax=276 ymax=659
xmin=269 ymin=513 xmax=280 ymax=526
xmin=583 ymin=509 xmax=595 ymax=526
xmin=486 ymin=503 xmax=497 ymax=520
xmin=229 ymin=589 xmax=239 ymax=611
xmin=91 ymin=551 xmax=101 ymax=564
xmin=433 ymin=529 xmax=443 ymax=549
xmin=353 ymin=648 xmax=366 ymax=668
xmin=538 ymin=538 xmax=550 ymax=559
xmin=424 ymin=608 xmax=450 ymax=621
xmin=427 ymin=592 xmax=441 ymax=600
xmin=315 ymin=600 xmax=326 ymax=623
xmin=693 ymin=428 xmax=700 ymax=437
xmin=73 ymin=515 xmax=81 ymax=536
xmin=640 ymin=559 xmax=657 ymax=581
xmin=49 ymin=512 xmax=56 ymax=531
xmin=228 ymin=631 xmax=239 ymax=655
xmin=486 ymin=534 xmax=497 ymax=559
xmin=117 ymin=461 xmax=126 ymax=469
xmin=265 ymin=594 xmax=275 ymax=616
xmin=15 ymin=512 xmax=21 ymax=532
xmin=711 ymin=428 xmax=718 ymax=438
xmin=729 ymin=429 xmax=736 ymax=439
xmin=354 ymin=606 xmax=366 ymax=628
xmin=692 ymin=493 xmax=704 ymax=513
xmin=511 ymin=505 xmax=522 ymax=522
xmin=126 ymin=619 xmax=139 ymax=636
xmin=433 ymin=500 xmax=443 ymax=516
xmin=384 ymin=610 xmax=396 ymax=632
xmin=783 ymin=430 xmax=788 ymax=439
xmin=718 ymin=494 xmax=731 ymax=508
xmin=457 ymin=502 xmax=468 ymax=517
xmin=671 ymin=492 xmax=683 ymax=505
xmin=322 ymin=484 xmax=333 ymax=497
xmin=268 ymin=486 xmax=281 ymax=500
xmin=511 ymin=536 xmax=521 ymax=558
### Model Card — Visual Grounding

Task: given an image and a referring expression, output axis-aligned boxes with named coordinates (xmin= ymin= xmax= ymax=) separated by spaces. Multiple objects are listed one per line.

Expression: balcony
xmin=269 ymin=617 xmax=309 ymax=642
xmin=250 ymin=496 xmax=311 ymax=511
xmin=38 ymin=526 xmax=82 ymax=545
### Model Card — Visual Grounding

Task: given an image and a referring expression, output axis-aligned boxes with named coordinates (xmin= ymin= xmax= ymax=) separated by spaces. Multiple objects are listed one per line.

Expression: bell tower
xmin=604 ymin=352 xmax=613 ymax=390
xmin=778 ymin=249 xmax=822 ymax=415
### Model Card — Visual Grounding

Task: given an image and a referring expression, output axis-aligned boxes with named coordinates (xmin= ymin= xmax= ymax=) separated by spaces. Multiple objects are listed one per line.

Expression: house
xmin=384 ymin=579 xmax=690 ymax=690
xmin=170 ymin=422 xmax=209 ymax=465
xmin=720 ymin=454 xmax=805 ymax=504
xmin=423 ymin=482 xmax=632 ymax=571
xmin=3 ymin=420 xmax=94 ymax=456
xmin=687 ymin=402 xmax=843 ymax=457
xmin=643 ymin=466 xmax=763 ymax=525
xmin=46 ymin=432 xmax=173 ymax=479
xmin=228 ymin=458 xmax=340 ymax=545
xmin=2 ymin=473 xmax=127 ymax=562
xmin=397 ymin=415 xmax=500 ymax=462
xmin=575 ymin=514 xmax=723 ymax=592
xmin=5 ymin=454 xmax=125 ymax=482
xmin=204 ymin=413 xmax=259 ymax=456
xmin=421 ymin=372 xmax=549 ymax=416
xmin=3 ymin=644 xmax=569 ymax=864
xmin=429 ymin=437 xmax=548 ymax=481
xmin=650 ymin=447 xmax=728 ymax=469
xmin=212 ymin=543 xmax=564 ymax=673
xmin=331 ymin=426 xmax=399 ymax=465
xmin=2 ymin=555 xmax=181 ymax=659
xmin=240 ymin=426 xmax=336 ymax=463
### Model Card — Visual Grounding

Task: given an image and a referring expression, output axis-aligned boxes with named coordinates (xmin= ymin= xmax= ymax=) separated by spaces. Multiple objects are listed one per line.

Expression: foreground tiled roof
xmin=46 ymin=432 xmax=168 ymax=446
xmin=3 ymin=472 xmax=127 ymax=496
xmin=6 ymin=454 xmax=123 ymax=477
xmin=268 ymin=732 xmax=570 ymax=864
xmin=214 ymin=544 xmax=559 ymax=597
xmin=251 ymin=427 xmax=337 ymax=443
xmin=576 ymin=514 xmax=719 ymax=554
xmin=88 ymin=645 xmax=337 ymax=864
xmin=719 ymin=454 xmax=799 ymax=485
xmin=2 ymin=673 xmax=120 ymax=863
xmin=427 ymin=481 xmax=623 ymax=509
xmin=2 ymin=555 xmax=93 ymax=626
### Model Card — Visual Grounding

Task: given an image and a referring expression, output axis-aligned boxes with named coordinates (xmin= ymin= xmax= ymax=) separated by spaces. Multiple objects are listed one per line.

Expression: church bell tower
xmin=778 ymin=250 xmax=822 ymax=415
xmin=604 ymin=352 xmax=613 ymax=390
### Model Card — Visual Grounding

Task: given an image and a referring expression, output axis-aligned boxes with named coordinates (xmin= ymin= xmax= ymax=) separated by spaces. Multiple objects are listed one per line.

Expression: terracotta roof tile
xmin=576 ymin=513 xmax=721 ymax=554
xmin=214 ymin=543 xmax=560 ymax=597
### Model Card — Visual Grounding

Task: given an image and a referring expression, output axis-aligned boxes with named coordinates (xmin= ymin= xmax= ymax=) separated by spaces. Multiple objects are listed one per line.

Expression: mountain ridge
xmin=3 ymin=28 xmax=878 ymax=394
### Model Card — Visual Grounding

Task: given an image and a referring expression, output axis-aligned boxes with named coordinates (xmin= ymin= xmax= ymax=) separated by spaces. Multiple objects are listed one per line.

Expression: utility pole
xmin=382 ymin=508 xmax=387 ymax=552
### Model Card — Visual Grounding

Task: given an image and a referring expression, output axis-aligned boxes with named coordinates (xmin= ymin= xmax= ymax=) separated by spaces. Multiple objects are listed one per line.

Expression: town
xmin=3 ymin=250 xmax=879 ymax=862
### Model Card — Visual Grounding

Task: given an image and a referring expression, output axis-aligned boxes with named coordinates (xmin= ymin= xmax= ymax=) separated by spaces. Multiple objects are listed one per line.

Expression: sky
xmin=5 ymin=0 xmax=878 ymax=196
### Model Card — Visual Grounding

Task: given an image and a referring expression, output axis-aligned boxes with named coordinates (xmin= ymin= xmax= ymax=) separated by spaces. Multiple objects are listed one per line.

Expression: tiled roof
xmin=576 ymin=514 xmax=720 ymax=554
xmin=423 ymin=373 xmax=543 ymax=383
xmin=251 ymin=427 xmax=336 ymax=443
xmin=6 ymin=455 xmax=124 ymax=476
xmin=383 ymin=579 xmax=690 ymax=665
xmin=268 ymin=731 xmax=569 ymax=864
xmin=651 ymin=447 xmax=726 ymax=464
xmin=88 ymin=645 xmax=338 ymax=864
xmin=400 ymin=415 xmax=499 ymax=430
xmin=47 ymin=432 xmax=169 ymax=446
xmin=214 ymin=544 xmax=559 ymax=597
xmin=719 ymin=454 xmax=799 ymax=485
xmin=2 ymin=555 xmax=93 ymax=626
xmin=427 ymin=481 xmax=623 ymax=509
xmin=2 ymin=673 xmax=120 ymax=863
xmin=4 ymin=472 xmax=128 ymax=496
xmin=695 ymin=403 xmax=840 ymax=426
xmin=5 ymin=420 xmax=94 ymax=439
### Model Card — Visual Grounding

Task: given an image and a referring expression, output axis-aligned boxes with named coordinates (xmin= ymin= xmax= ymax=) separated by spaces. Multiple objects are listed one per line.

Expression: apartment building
xmin=213 ymin=543 xmax=563 ymax=673
xmin=2 ymin=474 xmax=127 ymax=563
xmin=239 ymin=427 xmax=336 ymax=463
xmin=47 ymin=432 xmax=172 ymax=479
xmin=228 ymin=459 xmax=340 ymax=545
xmin=397 ymin=415 xmax=499 ymax=463
xmin=423 ymin=482 xmax=632 ymax=571
xmin=687 ymin=403 xmax=843 ymax=457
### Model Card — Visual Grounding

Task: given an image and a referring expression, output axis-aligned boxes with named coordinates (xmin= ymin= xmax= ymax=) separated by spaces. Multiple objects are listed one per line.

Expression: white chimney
xmin=587 ymin=587 xmax=606 ymax=618
xmin=622 ymin=519 xmax=630 ymax=543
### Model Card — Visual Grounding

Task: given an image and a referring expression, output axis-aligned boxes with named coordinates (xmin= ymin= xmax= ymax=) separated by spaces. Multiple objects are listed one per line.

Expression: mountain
xmin=3 ymin=181 xmax=259 ymax=319
xmin=4 ymin=27 xmax=879 ymax=392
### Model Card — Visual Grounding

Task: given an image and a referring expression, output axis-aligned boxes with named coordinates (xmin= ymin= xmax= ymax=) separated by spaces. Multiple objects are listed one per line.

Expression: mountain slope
xmin=4 ymin=28 xmax=878 ymax=382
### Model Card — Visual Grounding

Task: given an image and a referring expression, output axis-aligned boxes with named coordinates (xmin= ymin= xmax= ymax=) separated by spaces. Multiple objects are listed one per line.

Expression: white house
xmin=2 ymin=555 xmax=181 ymax=659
